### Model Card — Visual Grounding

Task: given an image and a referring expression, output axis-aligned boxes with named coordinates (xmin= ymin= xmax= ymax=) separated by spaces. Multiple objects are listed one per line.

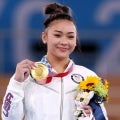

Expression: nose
xmin=60 ymin=36 xmax=68 ymax=45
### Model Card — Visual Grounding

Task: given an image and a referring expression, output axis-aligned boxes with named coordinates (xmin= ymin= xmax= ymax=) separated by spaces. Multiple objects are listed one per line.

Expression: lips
xmin=57 ymin=47 xmax=68 ymax=52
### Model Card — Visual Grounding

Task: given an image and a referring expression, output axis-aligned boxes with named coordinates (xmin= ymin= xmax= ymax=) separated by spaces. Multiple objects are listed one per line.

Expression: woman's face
xmin=42 ymin=19 xmax=77 ymax=59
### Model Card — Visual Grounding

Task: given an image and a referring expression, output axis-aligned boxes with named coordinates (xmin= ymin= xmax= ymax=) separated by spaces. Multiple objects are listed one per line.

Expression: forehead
xmin=47 ymin=20 xmax=76 ymax=34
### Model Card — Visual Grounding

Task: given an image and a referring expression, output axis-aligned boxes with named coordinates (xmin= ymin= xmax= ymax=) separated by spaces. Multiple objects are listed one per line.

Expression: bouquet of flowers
xmin=74 ymin=76 xmax=109 ymax=120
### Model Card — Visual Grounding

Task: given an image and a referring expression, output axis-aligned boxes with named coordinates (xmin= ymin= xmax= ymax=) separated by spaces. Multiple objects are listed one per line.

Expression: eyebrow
xmin=54 ymin=30 xmax=75 ymax=34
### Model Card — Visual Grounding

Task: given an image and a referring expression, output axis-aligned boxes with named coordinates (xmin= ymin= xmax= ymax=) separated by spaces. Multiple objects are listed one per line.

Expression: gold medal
xmin=31 ymin=63 xmax=49 ymax=81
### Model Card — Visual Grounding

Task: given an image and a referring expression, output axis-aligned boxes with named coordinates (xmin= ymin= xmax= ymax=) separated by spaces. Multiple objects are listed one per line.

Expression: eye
xmin=68 ymin=35 xmax=75 ymax=39
xmin=54 ymin=34 xmax=61 ymax=38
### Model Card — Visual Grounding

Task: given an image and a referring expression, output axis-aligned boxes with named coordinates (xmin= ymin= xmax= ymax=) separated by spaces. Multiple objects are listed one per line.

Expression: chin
xmin=56 ymin=54 xmax=69 ymax=60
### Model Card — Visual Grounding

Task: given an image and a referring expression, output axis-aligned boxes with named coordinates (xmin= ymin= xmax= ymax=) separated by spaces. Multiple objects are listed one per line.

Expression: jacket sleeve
xmin=1 ymin=75 xmax=25 ymax=120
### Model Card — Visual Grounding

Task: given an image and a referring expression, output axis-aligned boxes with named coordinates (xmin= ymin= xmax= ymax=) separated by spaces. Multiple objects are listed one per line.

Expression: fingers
xmin=20 ymin=59 xmax=36 ymax=69
xmin=18 ymin=59 xmax=35 ymax=71
xmin=14 ymin=59 xmax=36 ymax=82
xmin=83 ymin=105 xmax=92 ymax=116
xmin=19 ymin=62 xmax=32 ymax=72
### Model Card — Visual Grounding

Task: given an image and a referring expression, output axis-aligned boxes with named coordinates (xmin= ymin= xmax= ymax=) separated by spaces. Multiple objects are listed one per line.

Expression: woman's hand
xmin=14 ymin=59 xmax=35 ymax=82
xmin=83 ymin=105 xmax=93 ymax=116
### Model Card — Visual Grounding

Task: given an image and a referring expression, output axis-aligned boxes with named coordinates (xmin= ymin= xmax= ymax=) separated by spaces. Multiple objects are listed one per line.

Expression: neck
xmin=46 ymin=55 xmax=70 ymax=73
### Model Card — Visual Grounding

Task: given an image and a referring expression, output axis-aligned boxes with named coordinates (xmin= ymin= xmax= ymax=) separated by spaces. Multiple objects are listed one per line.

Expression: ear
xmin=42 ymin=32 xmax=47 ymax=44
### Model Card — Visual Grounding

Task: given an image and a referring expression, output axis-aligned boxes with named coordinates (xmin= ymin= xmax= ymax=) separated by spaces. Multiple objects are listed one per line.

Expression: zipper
xmin=60 ymin=78 xmax=64 ymax=120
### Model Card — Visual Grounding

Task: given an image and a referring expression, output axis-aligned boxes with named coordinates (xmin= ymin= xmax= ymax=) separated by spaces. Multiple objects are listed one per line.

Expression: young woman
xmin=1 ymin=3 xmax=108 ymax=120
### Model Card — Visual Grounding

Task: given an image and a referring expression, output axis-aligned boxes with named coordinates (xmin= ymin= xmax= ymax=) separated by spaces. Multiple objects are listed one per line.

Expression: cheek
xmin=47 ymin=40 xmax=56 ymax=50
xmin=70 ymin=41 xmax=76 ymax=49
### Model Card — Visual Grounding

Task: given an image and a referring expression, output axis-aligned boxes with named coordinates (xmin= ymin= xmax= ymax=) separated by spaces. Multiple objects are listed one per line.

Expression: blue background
xmin=0 ymin=0 xmax=120 ymax=76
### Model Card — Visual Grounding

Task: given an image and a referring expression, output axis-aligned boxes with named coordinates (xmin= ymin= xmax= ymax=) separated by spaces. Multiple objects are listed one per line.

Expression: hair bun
xmin=45 ymin=3 xmax=70 ymax=15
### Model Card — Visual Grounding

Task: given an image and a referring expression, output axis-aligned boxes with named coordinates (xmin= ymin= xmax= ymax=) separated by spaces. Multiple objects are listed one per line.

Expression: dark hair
xmin=44 ymin=3 xmax=75 ymax=28
xmin=43 ymin=3 xmax=81 ymax=52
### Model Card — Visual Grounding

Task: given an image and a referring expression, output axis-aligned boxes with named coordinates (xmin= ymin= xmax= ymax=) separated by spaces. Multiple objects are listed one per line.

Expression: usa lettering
xmin=3 ymin=92 xmax=13 ymax=117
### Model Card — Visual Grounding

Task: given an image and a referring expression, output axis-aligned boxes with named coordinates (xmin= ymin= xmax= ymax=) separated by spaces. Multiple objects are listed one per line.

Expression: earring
xmin=43 ymin=41 xmax=47 ymax=44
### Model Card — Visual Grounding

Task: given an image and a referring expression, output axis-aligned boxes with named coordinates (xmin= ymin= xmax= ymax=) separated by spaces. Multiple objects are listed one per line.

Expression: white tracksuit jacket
xmin=1 ymin=60 xmax=108 ymax=120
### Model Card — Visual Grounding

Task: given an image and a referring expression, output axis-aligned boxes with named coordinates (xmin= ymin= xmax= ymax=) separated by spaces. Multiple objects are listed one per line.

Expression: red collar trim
xmin=36 ymin=64 xmax=74 ymax=84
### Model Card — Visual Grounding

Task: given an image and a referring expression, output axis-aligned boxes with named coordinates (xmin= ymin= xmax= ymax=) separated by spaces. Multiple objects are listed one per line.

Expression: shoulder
xmin=73 ymin=64 xmax=97 ymax=76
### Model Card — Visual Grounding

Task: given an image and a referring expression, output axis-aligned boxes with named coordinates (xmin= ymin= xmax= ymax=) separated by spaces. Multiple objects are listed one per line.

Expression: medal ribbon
xmin=45 ymin=64 xmax=73 ymax=83
xmin=36 ymin=56 xmax=73 ymax=84
xmin=89 ymin=95 xmax=106 ymax=120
